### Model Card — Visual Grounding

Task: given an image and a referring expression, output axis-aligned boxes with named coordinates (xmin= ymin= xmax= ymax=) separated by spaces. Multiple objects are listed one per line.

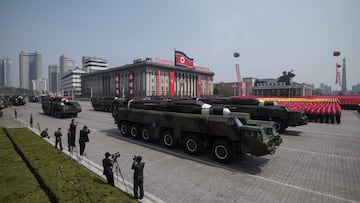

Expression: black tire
xmin=161 ymin=130 xmax=177 ymax=148
xmin=273 ymin=119 xmax=285 ymax=132
xmin=212 ymin=139 xmax=233 ymax=163
xmin=141 ymin=126 xmax=153 ymax=142
xmin=130 ymin=124 xmax=140 ymax=138
xmin=118 ymin=121 xmax=129 ymax=136
xmin=184 ymin=135 xmax=204 ymax=155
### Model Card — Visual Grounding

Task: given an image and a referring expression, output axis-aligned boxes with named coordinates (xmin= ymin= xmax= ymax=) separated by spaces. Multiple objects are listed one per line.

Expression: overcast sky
xmin=1 ymin=0 xmax=359 ymax=91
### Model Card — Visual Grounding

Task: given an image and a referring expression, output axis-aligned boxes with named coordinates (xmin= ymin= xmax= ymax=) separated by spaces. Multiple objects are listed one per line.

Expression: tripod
xmin=113 ymin=159 xmax=128 ymax=193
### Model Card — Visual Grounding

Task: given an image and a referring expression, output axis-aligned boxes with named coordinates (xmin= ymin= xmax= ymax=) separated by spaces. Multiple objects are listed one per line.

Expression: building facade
xmin=81 ymin=58 xmax=214 ymax=98
xmin=60 ymin=68 xmax=86 ymax=97
xmin=48 ymin=65 xmax=60 ymax=94
xmin=19 ymin=51 xmax=42 ymax=89
xmin=82 ymin=56 xmax=109 ymax=73
xmin=0 ymin=58 xmax=11 ymax=86
xmin=59 ymin=55 xmax=75 ymax=77
xmin=32 ymin=78 xmax=47 ymax=93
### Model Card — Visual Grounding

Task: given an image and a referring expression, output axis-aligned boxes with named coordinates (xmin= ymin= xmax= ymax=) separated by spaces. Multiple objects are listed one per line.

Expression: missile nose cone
xmin=223 ymin=108 xmax=231 ymax=115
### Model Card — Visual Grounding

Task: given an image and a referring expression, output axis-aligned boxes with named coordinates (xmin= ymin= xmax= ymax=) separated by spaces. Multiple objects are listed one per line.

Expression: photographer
xmin=79 ymin=126 xmax=90 ymax=156
xmin=102 ymin=152 xmax=114 ymax=186
xmin=131 ymin=156 xmax=145 ymax=199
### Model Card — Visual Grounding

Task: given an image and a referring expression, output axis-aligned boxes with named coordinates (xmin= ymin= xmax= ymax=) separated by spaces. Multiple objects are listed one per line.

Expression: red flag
xmin=175 ymin=50 xmax=194 ymax=68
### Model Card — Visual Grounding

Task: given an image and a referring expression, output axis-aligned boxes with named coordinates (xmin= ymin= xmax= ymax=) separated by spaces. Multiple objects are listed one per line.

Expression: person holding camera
xmin=102 ymin=152 xmax=114 ymax=186
xmin=131 ymin=156 xmax=145 ymax=199
xmin=79 ymin=126 xmax=90 ymax=156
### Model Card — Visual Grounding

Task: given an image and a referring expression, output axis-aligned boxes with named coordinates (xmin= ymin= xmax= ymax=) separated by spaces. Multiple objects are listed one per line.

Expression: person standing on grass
xmin=79 ymin=126 xmax=90 ymax=156
xmin=54 ymin=128 xmax=63 ymax=150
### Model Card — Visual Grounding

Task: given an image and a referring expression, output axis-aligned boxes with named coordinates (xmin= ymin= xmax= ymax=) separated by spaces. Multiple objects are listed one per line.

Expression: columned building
xmin=81 ymin=58 xmax=214 ymax=98
xmin=48 ymin=65 xmax=60 ymax=94
xmin=0 ymin=58 xmax=11 ymax=86
xmin=60 ymin=68 xmax=86 ymax=97
xmin=250 ymin=78 xmax=312 ymax=97
xmin=19 ymin=51 xmax=42 ymax=89
xmin=82 ymin=56 xmax=108 ymax=73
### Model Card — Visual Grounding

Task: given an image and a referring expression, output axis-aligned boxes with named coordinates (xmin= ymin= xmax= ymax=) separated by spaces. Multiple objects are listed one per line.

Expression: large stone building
xmin=60 ymin=68 xmax=86 ymax=97
xmin=81 ymin=58 xmax=214 ymax=98
xmin=82 ymin=56 xmax=108 ymax=73
xmin=19 ymin=51 xmax=42 ymax=89
xmin=0 ymin=58 xmax=11 ymax=86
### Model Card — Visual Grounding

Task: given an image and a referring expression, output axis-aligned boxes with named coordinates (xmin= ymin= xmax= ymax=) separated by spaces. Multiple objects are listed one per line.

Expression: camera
xmin=133 ymin=156 xmax=141 ymax=162
xmin=111 ymin=152 xmax=120 ymax=162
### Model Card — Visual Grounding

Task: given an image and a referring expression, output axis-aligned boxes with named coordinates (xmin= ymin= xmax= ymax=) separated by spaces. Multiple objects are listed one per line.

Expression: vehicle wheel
xmin=273 ymin=119 xmax=284 ymax=132
xmin=141 ymin=126 xmax=153 ymax=142
xmin=212 ymin=139 xmax=233 ymax=163
xmin=118 ymin=122 xmax=129 ymax=136
xmin=130 ymin=124 xmax=140 ymax=138
xmin=184 ymin=135 xmax=204 ymax=155
xmin=161 ymin=130 xmax=177 ymax=148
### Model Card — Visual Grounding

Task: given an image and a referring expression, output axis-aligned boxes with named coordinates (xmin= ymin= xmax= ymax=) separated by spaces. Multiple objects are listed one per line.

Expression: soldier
xmin=14 ymin=108 xmax=17 ymax=119
xmin=102 ymin=152 xmax=114 ymax=186
xmin=79 ymin=126 xmax=90 ymax=156
xmin=69 ymin=119 xmax=77 ymax=149
xmin=54 ymin=128 xmax=63 ymax=150
xmin=67 ymin=128 xmax=72 ymax=152
xmin=131 ymin=156 xmax=145 ymax=199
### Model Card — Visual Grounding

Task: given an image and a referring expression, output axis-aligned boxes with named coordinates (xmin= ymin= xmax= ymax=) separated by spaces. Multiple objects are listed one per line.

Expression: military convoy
xmin=199 ymin=97 xmax=308 ymax=132
xmin=28 ymin=95 xmax=40 ymax=102
xmin=41 ymin=96 xmax=81 ymax=118
xmin=9 ymin=95 xmax=26 ymax=106
xmin=91 ymin=97 xmax=126 ymax=112
xmin=112 ymin=99 xmax=282 ymax=163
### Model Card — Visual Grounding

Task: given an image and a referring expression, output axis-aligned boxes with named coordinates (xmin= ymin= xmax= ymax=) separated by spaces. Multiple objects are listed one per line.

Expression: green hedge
xmin=5 ymin=128 xmax=137 ymax=203
xmin=0 ymin=128 xmax=49 ymax=202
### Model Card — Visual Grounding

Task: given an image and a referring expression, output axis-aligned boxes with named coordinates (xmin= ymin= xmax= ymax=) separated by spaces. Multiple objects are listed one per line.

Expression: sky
xmin=1 ymin=0 xmax=359 ymax=91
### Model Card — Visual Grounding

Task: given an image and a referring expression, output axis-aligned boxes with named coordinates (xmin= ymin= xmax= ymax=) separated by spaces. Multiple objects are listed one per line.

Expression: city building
xmin=48 ymin=65 xmax=60 ymax=94
xmin=352 ymin=84 xmax=360 ymax=94
xmin=82 ymin=56 xmax=109 ymax=73
xmin=32 ymin=78 xmax=47 ymax=94
xmin=59 ymin=55 xmax=75 ymax=77
xmin=81 ymin=58 xmax=214 ymax=98
xmin=341 ymin=58 xmax=347 ymax=92
xmin=60 ymin=68 xmax=86 ymax=97
xmin=320 ymin=83 xmax=332 ymax=95
xmin=0 ymin=58 xmax=11 ymax=86
xmin=19 ymin=51 xmax=42 ymax=89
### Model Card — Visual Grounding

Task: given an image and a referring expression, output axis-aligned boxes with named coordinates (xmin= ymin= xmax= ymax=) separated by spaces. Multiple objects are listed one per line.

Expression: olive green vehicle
xmin=91 ymin=97 xmax=127 ymax=112
xmin=112 ymin=99 xmax=282 ymax=163
xmin=199 ymin=97 xmax=308 ymax=132
xmin=41 ymin=96 xmax=81 ymax=118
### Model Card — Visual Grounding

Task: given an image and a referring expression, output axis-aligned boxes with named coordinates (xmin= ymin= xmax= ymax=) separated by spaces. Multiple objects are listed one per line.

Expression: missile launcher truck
xmin=199 ymin=97 xmax=308 ymax=132
xmin=91 ymin=97 xmax=128 ymax=112
xmin=41 ymin=96 xmax=81 ymax=118
xmin=112 ymin=99 xmax=282 ymax=163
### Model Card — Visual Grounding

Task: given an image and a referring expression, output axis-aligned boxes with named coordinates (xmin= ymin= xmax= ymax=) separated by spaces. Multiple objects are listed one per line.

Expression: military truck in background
xmin=28 ymin=95 xmax=40 ymax=102
xmin=199 ymin=97 xmax=308 ymax=132
xmin=41 ymin=96 xmax=81 ymax=118
xmin=112 ymin=99 xmax=282 ymax=163
xmin=9 ymin=95 xmax=26 ymax=106
xmin=91 ymin=97 xmax=128 ymax=112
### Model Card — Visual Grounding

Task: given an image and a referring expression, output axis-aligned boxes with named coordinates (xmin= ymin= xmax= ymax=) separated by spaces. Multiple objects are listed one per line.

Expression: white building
xmin=32 ymin=78 xmax=47 ymax=94
xmin=82 ymin=56 xmax=108 ymax=73
xmin=60 ymin=55 xmax=75 ymax=77
xmin=60 ymin=68 xmax=86 ymax=97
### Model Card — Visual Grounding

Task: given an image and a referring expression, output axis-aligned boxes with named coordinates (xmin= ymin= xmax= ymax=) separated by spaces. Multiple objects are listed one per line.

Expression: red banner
xmin=156 ymin=69 xmax=161 ymax=96
xmin=169 ymin=71 xmax=175 ymax=96
xmin=115 ymin=72 xmax=120 ymax=96
xmin=206 ymin=76 xmax=209 ymax=95
xmin=197 ymin=75 xmax=202 ymax=97
xmin=128 ymin=70 xmax=134 ymax=98
xmin=175 ymin=50 xmax=194 ymax=68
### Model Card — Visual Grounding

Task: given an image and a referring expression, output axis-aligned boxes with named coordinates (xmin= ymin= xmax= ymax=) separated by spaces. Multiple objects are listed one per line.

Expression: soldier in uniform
xmin=54 ymin=128 xmax=63 ymax=150
xmin=102 ymin=152 xmax=114 ymax=186
xmin=69 ymin=119 xmax=77 ymax=148
xmin=131 ymin=156 xmax=145 ymax=199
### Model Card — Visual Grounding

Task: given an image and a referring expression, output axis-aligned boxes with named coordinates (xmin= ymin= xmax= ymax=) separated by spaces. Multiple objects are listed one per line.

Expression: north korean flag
xmin=175 ymin=50 xmax=194 ymax=68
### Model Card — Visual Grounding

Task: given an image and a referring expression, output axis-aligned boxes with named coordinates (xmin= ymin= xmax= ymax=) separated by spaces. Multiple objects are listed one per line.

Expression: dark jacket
xmin=132 ymin=162 xmax=145 ymax=180
xmin=79 ymin=128 xmax=90 ymax=143
xmin=102 ymin=158 xmax=113 ymax=176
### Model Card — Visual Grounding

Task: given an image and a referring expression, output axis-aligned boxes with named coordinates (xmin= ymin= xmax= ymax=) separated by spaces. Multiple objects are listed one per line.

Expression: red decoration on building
xmin=115 ymin=72 xmax=120 ymax=96
xmin=156 ymin=69 xmax=161 ymax=96
xmin=197 ymin=75 xmax=202 ymax=97
xmin=128 ymin=70 xmax=134 ymax=98
xmin=169 ymin=71 xmax=175 ymax=96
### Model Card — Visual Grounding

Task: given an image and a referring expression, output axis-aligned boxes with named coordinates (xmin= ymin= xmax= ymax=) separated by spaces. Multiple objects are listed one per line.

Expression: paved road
xmin=1 ymin=101 xmax=360 ymax=203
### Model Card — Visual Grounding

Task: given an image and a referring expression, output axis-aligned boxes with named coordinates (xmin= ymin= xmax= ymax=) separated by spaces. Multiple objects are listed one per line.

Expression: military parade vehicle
xmin=112 ymin=99 xmax=282 ymax=163
xmin=9 ymin=95 xmax=26 ymax=106
xmin=91 ymin=97 xmax=127 ymax=112
xmin=41 ymin=96 xmax=81 ymax=118
xmin=199 ymin=97 xmax=308 ymax=132
xmin=28 ymin=95 xmax=40 ymax=102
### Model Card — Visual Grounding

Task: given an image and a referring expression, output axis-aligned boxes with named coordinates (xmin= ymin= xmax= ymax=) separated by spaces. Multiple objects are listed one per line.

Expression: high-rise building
xmin=48 ymin=65 xmax=60 ymax=94
xmin=32 ymin=78 xmax=47 ymax=93
xmin=0 ymin=58 xmax=11 ymax=86
xmin=82 ymin=56 xmax=108 ymax=73
xmin=341 ymin=58 xmax=347 ymax=92
xmin=59 ymin=55 xmax=75 ymax=77
xmin=19 ymin=51 xmax=42 ymax=89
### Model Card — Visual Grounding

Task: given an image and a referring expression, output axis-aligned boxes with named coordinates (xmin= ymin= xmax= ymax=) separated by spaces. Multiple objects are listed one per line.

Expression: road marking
xmin=280 ymin=146 xmax=359 ymax=161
